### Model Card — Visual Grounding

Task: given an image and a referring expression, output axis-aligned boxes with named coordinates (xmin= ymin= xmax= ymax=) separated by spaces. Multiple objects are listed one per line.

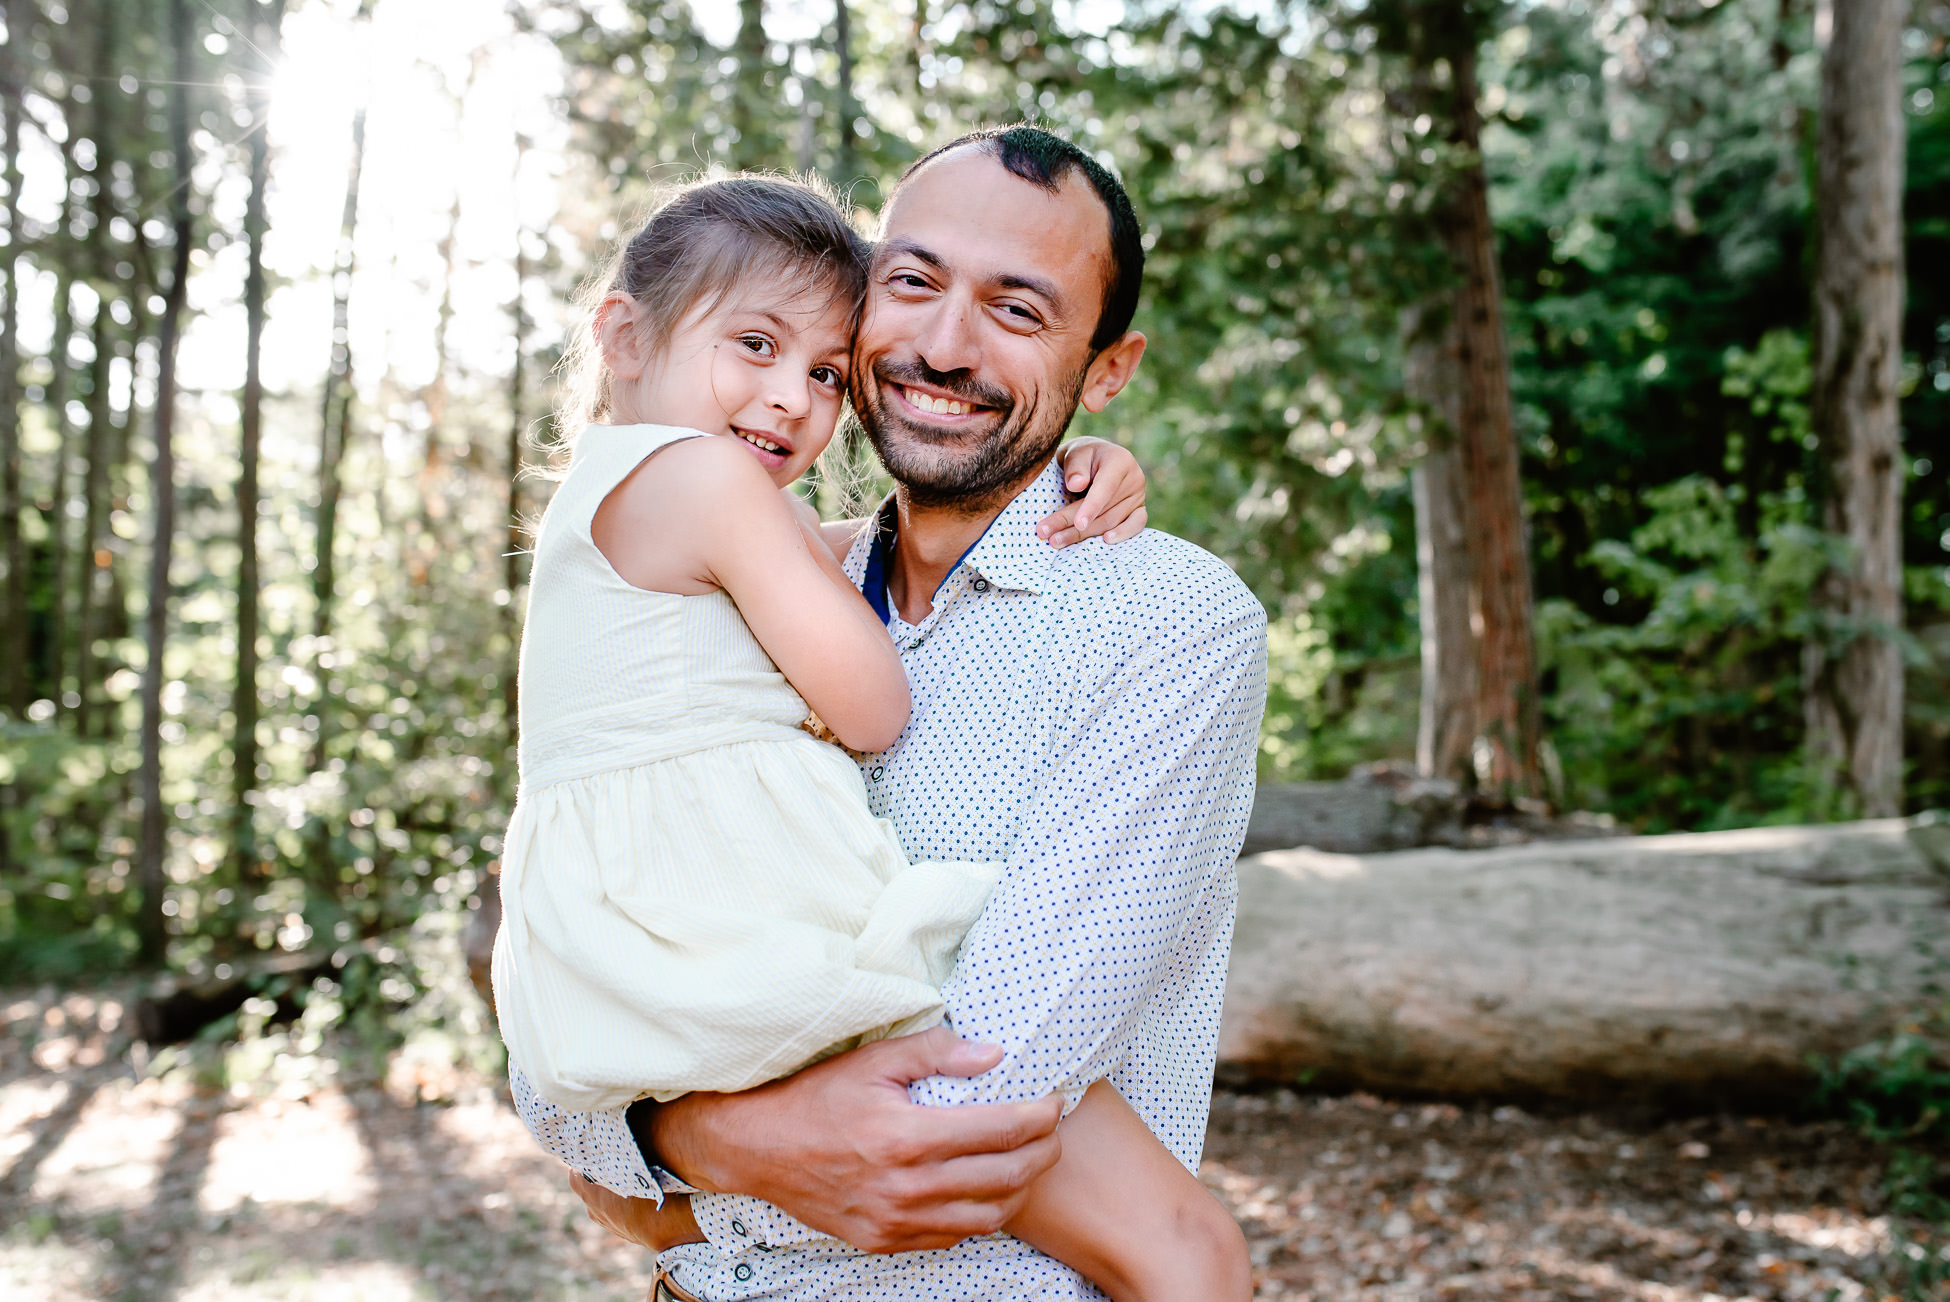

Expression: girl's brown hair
xmin=553 ymin=173 xmax=872 ymax=457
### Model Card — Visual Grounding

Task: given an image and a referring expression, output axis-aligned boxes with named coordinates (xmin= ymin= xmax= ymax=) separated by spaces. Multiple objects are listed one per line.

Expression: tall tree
xmin=1406 ymin=314 xmax=1476 ymax=781
xmin=834 ymin=0 xmax=858 ymax=182
xmin=505 ymin=139 xmax=531 ymax=744
xmin=1804 ymin=0 xmax=1908 ymax=817
xmin=1 ymin=39 xmax=24 ymax=718
xmin=730 ymin=0 xmax=781 ymax=169
xmin=43 ymin=272 xmax=76 ymax=711
xmin=138 ymin=0 xmax=198 ymax=963
xmin=233 ymin=0 xmax=287 ymax=880
xmin=1385 ymin=0 xmax=1541 ymax=796
xmin=311 ymin=29 xmax=370 ymax=769
xmin=75 ymin=305 xmax=111 ymax=738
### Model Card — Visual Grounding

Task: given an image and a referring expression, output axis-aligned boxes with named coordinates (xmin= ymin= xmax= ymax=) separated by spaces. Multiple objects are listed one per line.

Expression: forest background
xmin=0 ymin=0 xmax=1945 ymax=1001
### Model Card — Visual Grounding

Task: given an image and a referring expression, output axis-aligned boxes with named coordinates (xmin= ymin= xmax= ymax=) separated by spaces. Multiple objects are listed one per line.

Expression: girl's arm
xmin=593 ymin=436 xmax=909 ymax=751
xmin=1041 ymin=436 xmax=1148 ymax=547
xmin=812 ymin=436 xmax=1149 ymax=558
xmin=1007 ymin=1080 xmax=1252 ymax=1302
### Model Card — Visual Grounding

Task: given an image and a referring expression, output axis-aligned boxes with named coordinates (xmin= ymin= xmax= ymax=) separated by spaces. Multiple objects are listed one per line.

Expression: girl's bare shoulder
xmin=605 ymin=433 xmax=784 ymax=527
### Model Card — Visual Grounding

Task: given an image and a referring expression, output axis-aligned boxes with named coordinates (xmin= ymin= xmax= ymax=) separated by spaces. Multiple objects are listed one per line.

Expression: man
xmin=518 ymin=124 xmax=1268 ymax=1299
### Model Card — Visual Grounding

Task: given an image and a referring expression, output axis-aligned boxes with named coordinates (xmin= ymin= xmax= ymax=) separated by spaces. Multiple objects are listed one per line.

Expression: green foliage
xmin=7 ymin=0 xmax=1950 ymax=1027
xmin=1538 ymin=475 xmax=1825 ymax=829
xmin=0 ymin=716 xmax=140 ymax=980
xmin=1816 ymin=1001 xmax=1950 ymax=1298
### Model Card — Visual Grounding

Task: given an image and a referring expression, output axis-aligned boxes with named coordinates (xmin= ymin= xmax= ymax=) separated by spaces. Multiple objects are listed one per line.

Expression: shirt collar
xmin=845 ymin=458 xmax=1069 ymax=624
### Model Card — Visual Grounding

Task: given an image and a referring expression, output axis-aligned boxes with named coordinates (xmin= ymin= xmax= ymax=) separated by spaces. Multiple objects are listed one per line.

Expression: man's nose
xmin=912 ymin=295 xmax=981 ymax=375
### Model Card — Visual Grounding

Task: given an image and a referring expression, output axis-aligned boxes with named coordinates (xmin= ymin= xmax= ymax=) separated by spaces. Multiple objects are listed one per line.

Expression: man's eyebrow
xmin=994 ymin=272 xmax=1065 ymax=313
xmin=878 ymin=238 xmax=946 ymax=271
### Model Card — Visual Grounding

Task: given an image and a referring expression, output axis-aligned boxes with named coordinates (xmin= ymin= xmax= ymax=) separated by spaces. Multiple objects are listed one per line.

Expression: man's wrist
xmin=626 ymin=1097 xmax=703 ymax=1197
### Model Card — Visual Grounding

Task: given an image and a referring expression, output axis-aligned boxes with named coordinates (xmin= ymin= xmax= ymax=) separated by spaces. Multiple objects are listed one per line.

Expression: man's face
xmin=851 ymin=148 xmax=1117 ymax=511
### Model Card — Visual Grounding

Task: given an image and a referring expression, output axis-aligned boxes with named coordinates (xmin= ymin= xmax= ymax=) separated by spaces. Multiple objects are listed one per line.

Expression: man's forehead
xmin=877 ymin=148 xmax=1111 ymax=292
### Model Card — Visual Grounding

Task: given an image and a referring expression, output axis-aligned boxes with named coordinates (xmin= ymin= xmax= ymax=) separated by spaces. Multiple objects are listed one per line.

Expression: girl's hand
xmin=1039 ymin=437 xmax=1147 ymax=548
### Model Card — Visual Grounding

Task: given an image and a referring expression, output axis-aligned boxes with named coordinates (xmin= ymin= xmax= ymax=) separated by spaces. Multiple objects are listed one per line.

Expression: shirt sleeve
xmin=508 ymin=1059 xmax=669 ymax=1201
xmin=909 ymin=582 xmax=1267 ymax=1113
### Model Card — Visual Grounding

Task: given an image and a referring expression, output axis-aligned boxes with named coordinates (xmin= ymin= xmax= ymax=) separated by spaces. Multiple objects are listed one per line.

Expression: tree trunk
xmin=505 ymin=144 xmax=530 ymax=744
xmin=1405 ymin=13 xmax=1540 ymax=798
xmin=414 ymin=174 xmax=464 ymax=583
xmin=75 ymin=307 xmax=111 ymax=738
xmin=1 ymin=71 xmax=24 ymax=718
xmin=1805 ymin=0 xmax=1907 ymax=818
xmin=138 ymin=0 xmax=196 ymax=965
xmin=311 ymin=92 xmax=368 ymax=771
xmin=834 ymin=0 xmax=858 ymax=181
xmin=232 ymin=0 xmax=285 ymax=881
xmin=44 ymin=275 xmax=75 ymax=712
xmin=730 ymin=0 xmax=777 ymax=169
xmin=1412 ymin=449 xmax=1476 ymax=780
xmin=1406 ymin=296 xmax=1478 ymax=782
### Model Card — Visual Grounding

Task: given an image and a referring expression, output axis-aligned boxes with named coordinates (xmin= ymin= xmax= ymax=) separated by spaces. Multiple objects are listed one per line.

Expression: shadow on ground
xmin=0 ymin=987 xmax=1912 ymax=1301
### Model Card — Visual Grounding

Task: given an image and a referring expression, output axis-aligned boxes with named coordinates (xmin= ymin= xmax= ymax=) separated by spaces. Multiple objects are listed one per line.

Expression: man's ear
xmin=595 ymin=292 xmax=652 ymax=380
xmin=1078 ymin=331 xmax=1146 ymax=414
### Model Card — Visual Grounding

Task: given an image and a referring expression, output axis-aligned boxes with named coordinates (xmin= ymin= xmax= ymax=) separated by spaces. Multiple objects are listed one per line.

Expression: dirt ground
xmin=0 ymin=986 xmax=1922 ymax=1301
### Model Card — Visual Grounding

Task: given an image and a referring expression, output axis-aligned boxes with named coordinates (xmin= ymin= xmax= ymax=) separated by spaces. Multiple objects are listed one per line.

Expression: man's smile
xmin=884 ymin=380 xmax=1010 ymax=432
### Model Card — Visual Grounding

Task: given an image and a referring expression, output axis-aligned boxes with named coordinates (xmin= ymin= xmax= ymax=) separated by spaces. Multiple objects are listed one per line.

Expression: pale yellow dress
xmin=492 ymin=423 xmax=1001 ymax=1112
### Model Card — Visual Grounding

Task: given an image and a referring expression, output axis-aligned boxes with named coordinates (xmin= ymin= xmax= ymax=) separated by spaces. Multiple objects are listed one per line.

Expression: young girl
xmin=492 ymin=175 xmax=1249 ymax=1302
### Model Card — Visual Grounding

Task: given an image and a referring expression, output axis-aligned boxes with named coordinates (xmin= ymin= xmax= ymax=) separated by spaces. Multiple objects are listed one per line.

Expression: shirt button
xmin=971 ymin=577 xmax=990 ymax=592
xmin=733 ymin=1264 xmax=755 ymax=1282
xmin=870 ymin=766 xmax=885 ymax=781
xmin=731 ymin=1219 xmax=748 ymax=1236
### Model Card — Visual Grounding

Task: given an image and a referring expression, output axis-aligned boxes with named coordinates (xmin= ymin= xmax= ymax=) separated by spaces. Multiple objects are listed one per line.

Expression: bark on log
xmin=1219 ymin=819 xmax=1950 ymax=1107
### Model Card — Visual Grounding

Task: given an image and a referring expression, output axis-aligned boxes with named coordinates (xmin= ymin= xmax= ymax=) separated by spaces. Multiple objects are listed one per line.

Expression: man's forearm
xmin=623 ymin=1028 xmax=1065 ymax=1254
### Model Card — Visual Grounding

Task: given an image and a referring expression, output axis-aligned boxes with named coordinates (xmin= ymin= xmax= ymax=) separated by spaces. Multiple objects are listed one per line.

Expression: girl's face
xmin=601 ymin=281 xmax=855 ymax=488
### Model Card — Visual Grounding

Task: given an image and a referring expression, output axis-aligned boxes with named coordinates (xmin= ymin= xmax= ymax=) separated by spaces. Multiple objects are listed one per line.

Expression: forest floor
xmin=0 ymin=984 xmax=1921 ymax=1302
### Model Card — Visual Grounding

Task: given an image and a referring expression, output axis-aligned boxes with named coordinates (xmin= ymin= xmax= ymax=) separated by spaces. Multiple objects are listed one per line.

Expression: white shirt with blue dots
xmin=511 ymin=457 xmax=1268 ymax=1300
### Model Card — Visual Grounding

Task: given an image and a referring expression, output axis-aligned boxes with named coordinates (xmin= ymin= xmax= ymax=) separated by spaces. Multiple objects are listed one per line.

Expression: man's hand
xmin=568 ymin=1174 xmax=705 ymax=1251
xmin=648 ymin=1027 xmax=1065 ymax=1254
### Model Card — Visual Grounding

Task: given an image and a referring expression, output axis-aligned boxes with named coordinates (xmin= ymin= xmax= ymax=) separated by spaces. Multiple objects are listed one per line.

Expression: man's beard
xmin=853 ymin=356 xmax=1088 ymax=514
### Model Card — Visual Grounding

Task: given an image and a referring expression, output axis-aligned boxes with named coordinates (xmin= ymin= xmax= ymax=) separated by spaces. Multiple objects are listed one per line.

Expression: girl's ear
xmin=595 ymin=292 xmax=653 ymax=380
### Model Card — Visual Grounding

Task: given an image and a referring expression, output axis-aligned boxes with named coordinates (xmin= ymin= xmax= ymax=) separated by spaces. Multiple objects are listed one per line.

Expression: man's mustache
xmin=871 ymin=358 xmax=1014 ymax=415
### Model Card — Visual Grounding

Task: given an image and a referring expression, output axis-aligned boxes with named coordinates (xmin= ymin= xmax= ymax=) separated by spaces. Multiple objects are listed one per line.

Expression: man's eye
xmin=891 ymin=273 xmax=931 ymax=291
xmin=738 ymin=334 xmax=777 ymax=356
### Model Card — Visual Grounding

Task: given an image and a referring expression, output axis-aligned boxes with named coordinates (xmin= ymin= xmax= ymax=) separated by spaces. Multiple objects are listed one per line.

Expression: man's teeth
xmin=738 ymin=431 xmax=784 ymax=454
xmin=905 ymin=387 xmax=974 ymax=417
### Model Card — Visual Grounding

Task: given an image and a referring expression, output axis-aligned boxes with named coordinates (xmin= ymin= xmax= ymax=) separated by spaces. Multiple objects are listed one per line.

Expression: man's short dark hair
xmin=897 ymin=125 xmax=1144 ymax=351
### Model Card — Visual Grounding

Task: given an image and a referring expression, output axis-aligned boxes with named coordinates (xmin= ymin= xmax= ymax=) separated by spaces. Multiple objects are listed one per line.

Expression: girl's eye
xmin=810 ymin=365 xmax=843 ymax=388
xmin=738 ymin=334 xmax=777 ymax=357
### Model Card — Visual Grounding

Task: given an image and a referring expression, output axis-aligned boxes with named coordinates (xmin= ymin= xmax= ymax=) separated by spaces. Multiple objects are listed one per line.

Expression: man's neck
xmin=884 ymin=468 xmax=1042 ymax=624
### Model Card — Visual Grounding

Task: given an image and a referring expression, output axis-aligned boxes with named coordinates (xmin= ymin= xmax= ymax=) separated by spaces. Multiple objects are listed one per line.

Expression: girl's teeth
xmin=740 ymin=432 xmax=782 ymax=453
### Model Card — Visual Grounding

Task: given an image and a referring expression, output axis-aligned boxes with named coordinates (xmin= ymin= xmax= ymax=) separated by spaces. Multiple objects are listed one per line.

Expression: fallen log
xmin=1218 ymin=817 xmax=1950 ymax=1108
xmin=130 ymin=946 xmax=347 ymax=1045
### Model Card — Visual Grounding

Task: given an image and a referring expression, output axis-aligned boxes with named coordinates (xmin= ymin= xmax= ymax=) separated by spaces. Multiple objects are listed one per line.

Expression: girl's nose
xmin=767 ymin=377 xmax=812 ymax=420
